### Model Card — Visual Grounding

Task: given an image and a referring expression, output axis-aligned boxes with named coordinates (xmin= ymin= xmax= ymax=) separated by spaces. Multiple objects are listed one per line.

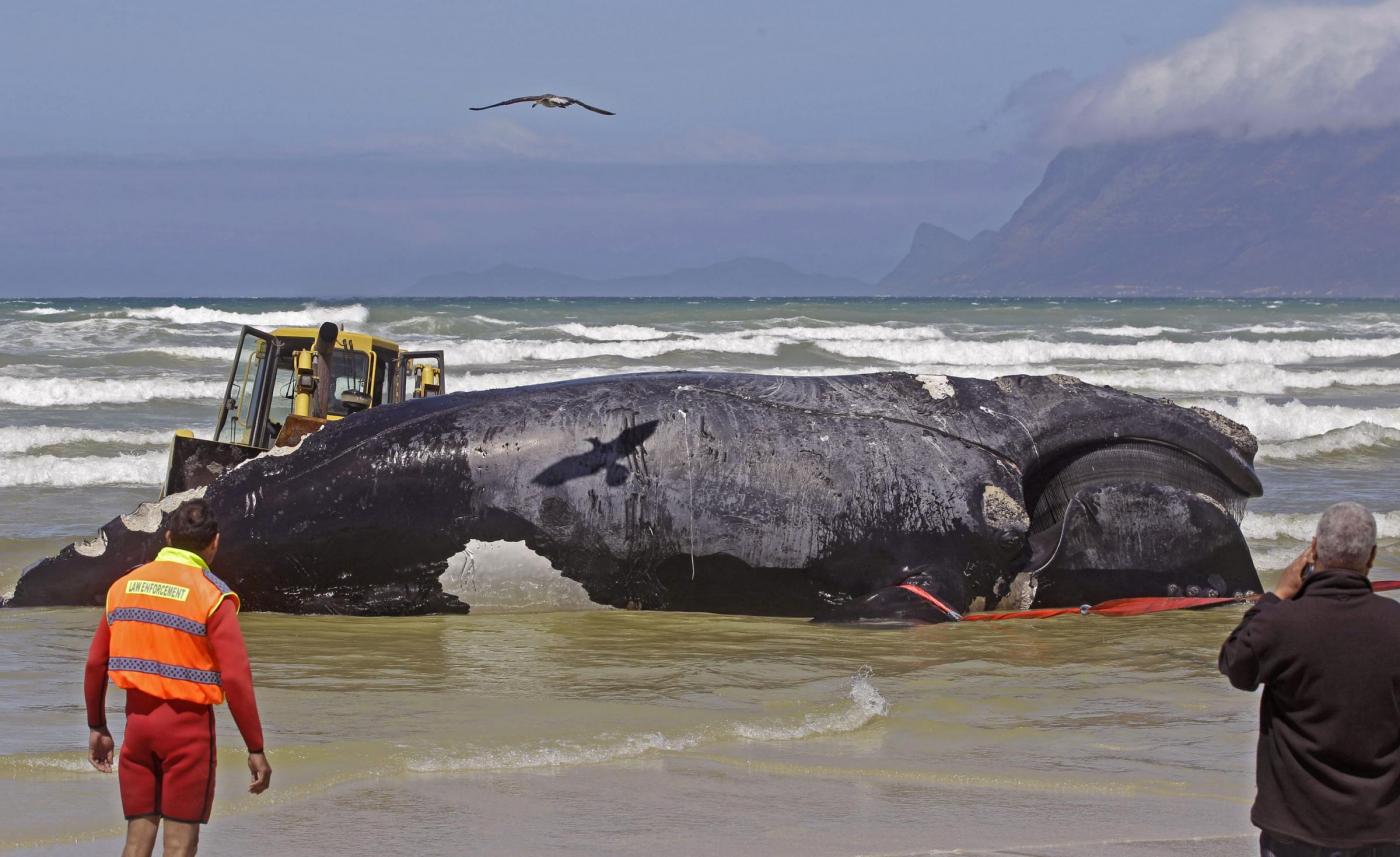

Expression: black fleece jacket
xmin=1219 ymin=569 xmax=1400 ymax=848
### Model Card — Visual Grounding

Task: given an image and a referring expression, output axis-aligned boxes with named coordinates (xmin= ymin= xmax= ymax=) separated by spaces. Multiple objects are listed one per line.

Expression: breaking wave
xmin=409 ymin=669 xmax=887 ymax=773
xmin=552 ymin=323 xmax=672 ymax=341
xmin=1185 ymin=398 xmax=1400 ymax=444
xmin=0 ymin=377 xmax=226 ymax=406
xmin=450 ymin=365 xmax=891 ymax=393
xmin=15 ymin=307 xmax=71 ymax=316
xmin=910 ymin=363 xmax=1400 ymax=395
xmin=1243 ymin=510 xmax=1400 ymax=542
xmin=454 ymin=366 xmax=669 ymax=391
xmin=0 ymin=452 xmax=166 ymax=487
xmin=1257 ymin=424 xmax=1400 ymax=462
xmin=431 ymin=336 xmax=785 ymax=365
xmin=817 ymin=335 xmax=1400 ymax=366
xmin=732 ymin=668 xmax=889 ymax=741
xmin=1066 ymin=325 xmax=1188 ymax=337
xmin=142 ymin=345 xmax=235 ymax=361
xmin=120 ymin=303 xmax=369 ymax=326
xmin=0 ymin=426 xmax=171 ymax=455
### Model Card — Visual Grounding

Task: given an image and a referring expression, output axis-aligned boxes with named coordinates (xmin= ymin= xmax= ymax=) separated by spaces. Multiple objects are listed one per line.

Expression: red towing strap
xmin=898 ymin=584 xmax=963 ymax=621
xmin=957 ymin=579 xmax=1400 ymax=623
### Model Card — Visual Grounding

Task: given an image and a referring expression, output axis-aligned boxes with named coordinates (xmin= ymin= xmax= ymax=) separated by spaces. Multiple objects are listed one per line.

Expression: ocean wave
xmin=817 ymin=335 xmax=1400 ymax=366
xmin=409 ymin=670 xmax=887 ymax=773
xmin=732 ymin=668 xmax=888 ymax=741
xmin=910 ymin=363 xmax=1400 ymax=395
xmin=1218 ymin=324 xmax=1317 ymax=335
xmin=469 ymin=314 xmax=514 ymax=326
xmin=552 ymin=323 xmax=673 ymax=341
xmin=429 ymin=335 xmax=786 ymax=365
xmin=425 ymin=325 xmax=952 ymax=365
xmin=441 ymin=364 xmax=1400 ymax=397
xmin=454 ymin=367 xmax=667 ymax=391
xmin=1185 ymin=398 xmax=1400 ymax=443
xmin=1243 ymin=510 xmax=1400 ymax=542
xmin=120 ymin=303 xmax=369 ymax=326
xmin=757 ymin=323 xmax=946 ymax=342
xmin=0 ymin=452 xmax=165 ymax=487
xmin=15 ymin=307 xmax=71 ymax=316
xmin=411 ymin=731 xmax=703 ymax=772
xmin=1257 ymin=424 xmax=1400 ymax=462
xmin=0 ymin=426 xmax=172 ymax=455
xmin=1066 ymin=325 xmax=1188 ymax=338
xmin=0 ymin=378 xmax=226 ymax=406
xmin=141 ymin=346 xmax=236 ymax=360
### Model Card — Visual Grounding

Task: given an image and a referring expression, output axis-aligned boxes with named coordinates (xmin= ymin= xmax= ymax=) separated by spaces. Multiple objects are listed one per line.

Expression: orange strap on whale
xmin=951 ymin=580 xmax=1400 ymax=623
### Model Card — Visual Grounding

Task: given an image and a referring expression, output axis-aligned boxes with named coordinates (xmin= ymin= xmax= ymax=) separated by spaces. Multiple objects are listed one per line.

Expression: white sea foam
xmin=1184 ymin=398 xmax=1400 ymax=443
xmin=0 ymin=426 xmax=172 ymax=455
xmin=142 ymin=346 xmax=235 ymax=361
xmin=1066 ymin=325 xmax=1188 ymax=338
xmin=450 ymin=365 xmax=889 ymax=393
xmin=0 ymin=452 xmax=166 ymax=487
xmin=1219 ymin=323 xmax=1318 ymax=335
xmin=453 ymin=367 xmax=666 ymax=391
xmin=468 ymin=314 xmax=514 ymax=326
xmin=1257 ymin=424 xmax=1400 ymax=462
xmin=910 ymin=363 xmax=1400 ymax=395
xmin=552 ymin=323 xmax=673 ymax=341
xmin=427 ymin=335 xmax=785 ymax=365
xmin=817 ymin=335 xmax=1400 ymax=366
xmin=409 ymin=670 xmax=887 ymax=773
xmin=755 ymin=323 xmax=946 ymax=342
xmin=120 ymin=303 xmax=369 ymax=326
xmin=410 ymin=732 xmax=702 ymax=773
xmin=0 ymin=378 xmax=226 ymax=406
xmin=732 ymin=668 xmax=888 ymax=741
xmin=15 ymin=307 xmax=71 ymax=316
xmin=1243 ymin=510 xmax=1400 ymax=542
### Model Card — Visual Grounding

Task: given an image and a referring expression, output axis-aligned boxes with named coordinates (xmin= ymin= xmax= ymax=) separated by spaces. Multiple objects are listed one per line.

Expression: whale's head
xmin=997 ymin=375 xmax=1261 ymax=609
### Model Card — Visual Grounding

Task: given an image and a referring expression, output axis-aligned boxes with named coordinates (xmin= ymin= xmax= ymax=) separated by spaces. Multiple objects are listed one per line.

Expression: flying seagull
xmin=470 ymin=93 xmax=615 ymax=115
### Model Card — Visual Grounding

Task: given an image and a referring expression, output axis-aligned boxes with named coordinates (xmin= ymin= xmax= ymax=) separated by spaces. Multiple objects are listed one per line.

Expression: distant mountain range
xmin=412 ymin=257 xmax=869 ymax=298
xmin=414 ymin=126 xmax=1400 ymax=298
xmin=881 ymin=126 xmax=1400 ymax=297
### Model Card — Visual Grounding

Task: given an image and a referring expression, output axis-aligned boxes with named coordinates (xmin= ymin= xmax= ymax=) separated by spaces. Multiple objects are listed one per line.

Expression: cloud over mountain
xmin=1052 ymin=0 xmax=1400 ymax=144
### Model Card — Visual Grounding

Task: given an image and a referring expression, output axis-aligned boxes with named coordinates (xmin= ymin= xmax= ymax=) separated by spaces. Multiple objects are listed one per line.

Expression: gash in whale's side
xmin=8 ymin=372 xmax=1263 ymax=621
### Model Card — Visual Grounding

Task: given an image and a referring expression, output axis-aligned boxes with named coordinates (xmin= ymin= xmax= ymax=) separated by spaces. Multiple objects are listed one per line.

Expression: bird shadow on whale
xmin=532 ymin=420 xmax=660 ymax=487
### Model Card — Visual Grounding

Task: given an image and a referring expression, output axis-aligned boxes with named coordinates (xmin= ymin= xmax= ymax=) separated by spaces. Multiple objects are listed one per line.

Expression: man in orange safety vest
xmin=85 ymin=498 xmax=270 ymax=857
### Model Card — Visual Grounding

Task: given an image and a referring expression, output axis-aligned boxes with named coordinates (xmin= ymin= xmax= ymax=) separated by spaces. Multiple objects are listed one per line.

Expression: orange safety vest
xmin=104 ymin=547 xmax=240 ymax=705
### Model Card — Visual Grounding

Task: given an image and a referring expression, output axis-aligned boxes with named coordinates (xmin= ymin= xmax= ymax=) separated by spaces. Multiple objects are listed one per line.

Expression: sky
xmin=3 ymin=0 xmax=1389 ymax=294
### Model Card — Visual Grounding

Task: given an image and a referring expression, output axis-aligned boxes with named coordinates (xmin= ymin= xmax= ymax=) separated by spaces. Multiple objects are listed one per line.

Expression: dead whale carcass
xmin=8 ymin=372 xmax=1262 ymax=619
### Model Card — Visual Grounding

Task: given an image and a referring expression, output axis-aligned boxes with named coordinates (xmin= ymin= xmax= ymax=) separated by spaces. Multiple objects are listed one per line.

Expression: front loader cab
xmin=163 ymin=323 xmax=446 ymax=497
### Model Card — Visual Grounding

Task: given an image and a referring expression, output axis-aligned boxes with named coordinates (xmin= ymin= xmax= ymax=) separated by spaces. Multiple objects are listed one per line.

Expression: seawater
xmin=1 ymin=297 xmax=1398 ymax=855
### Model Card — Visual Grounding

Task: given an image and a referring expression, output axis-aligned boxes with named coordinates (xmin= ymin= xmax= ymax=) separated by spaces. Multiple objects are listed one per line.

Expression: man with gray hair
xmin=1221 ymin=502 xmax=1400 ymax=856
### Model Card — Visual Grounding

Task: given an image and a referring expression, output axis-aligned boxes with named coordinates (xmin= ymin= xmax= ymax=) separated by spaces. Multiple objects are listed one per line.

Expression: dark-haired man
xmin=85 ymin=498 xmax=270 ymax=857
xmin=1220 ymin=502 xmax=1400 ymax=856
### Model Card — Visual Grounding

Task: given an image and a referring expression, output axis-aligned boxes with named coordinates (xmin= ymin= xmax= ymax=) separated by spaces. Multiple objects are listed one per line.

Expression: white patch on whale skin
xmin=996 ymin=571 xmax=1038 ymax=611
xmin=230 ymin=433 xmax=308 ymax=473
xmin=915 ymin=374 xmax=954 ymax=401
xmin=74 ymin=530 xmax=109 ymax=557
xmin=982 ymin=484 xmax=1029 ymax=529
xmin=120 ymin=486 xmax=208 ymax=533
xmin=439 ymin=540 xmax=601 ymax=611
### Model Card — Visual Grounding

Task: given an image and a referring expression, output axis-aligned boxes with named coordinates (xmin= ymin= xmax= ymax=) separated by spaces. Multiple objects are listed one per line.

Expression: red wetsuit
xmin=85 ymin=600 xmax=264 ymax=823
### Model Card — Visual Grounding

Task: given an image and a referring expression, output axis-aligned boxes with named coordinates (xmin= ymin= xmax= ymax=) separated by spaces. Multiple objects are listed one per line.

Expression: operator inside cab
xmin=311 ymin=321 xmax=337 ymax=420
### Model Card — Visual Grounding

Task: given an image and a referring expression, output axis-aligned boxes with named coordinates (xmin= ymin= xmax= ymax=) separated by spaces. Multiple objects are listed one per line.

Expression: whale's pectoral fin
xmin=811 ymin=567 xmax=965 ymax=624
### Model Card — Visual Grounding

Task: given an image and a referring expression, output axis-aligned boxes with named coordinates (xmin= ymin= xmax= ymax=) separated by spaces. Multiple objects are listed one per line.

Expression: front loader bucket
xmin=163 ymin=434 xmax=263 ymax=497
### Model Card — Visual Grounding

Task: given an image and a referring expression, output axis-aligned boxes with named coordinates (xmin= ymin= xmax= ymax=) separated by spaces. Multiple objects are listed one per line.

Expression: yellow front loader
xmin=162 ymin=324 xmax=445 ymax=496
